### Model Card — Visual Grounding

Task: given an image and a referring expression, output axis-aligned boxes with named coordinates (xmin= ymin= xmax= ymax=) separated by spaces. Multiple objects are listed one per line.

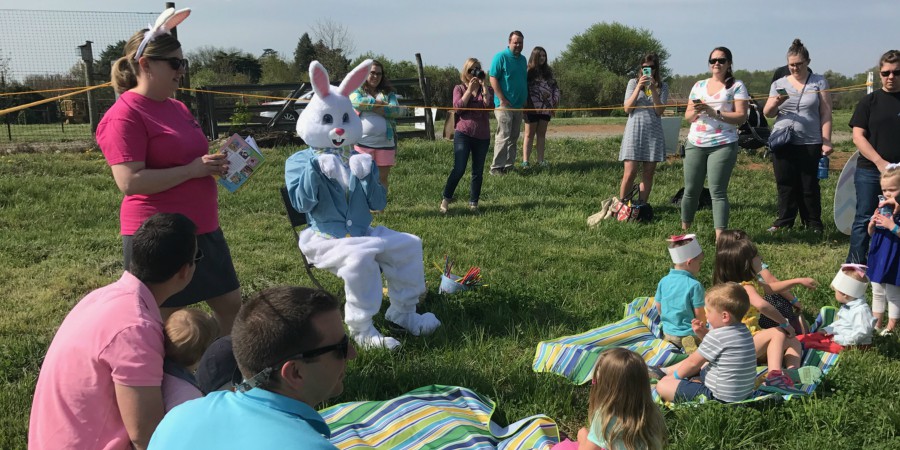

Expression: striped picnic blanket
xmin=321 ymin=385 xmax=560 ymax=449
xmin=532 ymin=297 xmax=683 ymax=384
xmin=534 ymin=298 xmax=841 ymax=403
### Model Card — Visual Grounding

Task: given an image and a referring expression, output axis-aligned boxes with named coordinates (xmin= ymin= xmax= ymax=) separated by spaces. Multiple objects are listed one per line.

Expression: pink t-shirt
xmin=96 ymin=91 xmax=219 ymax=235
xmin=162 ymin=373 xmax=203 ymax=412
xmin=29 ymin=272 xmax=165 ymax=450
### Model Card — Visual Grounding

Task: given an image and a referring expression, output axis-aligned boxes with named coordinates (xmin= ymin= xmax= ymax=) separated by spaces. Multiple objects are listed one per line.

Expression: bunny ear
xmin=152 ymin=7 xmax=175 ymax=30
xmin=160 ymin=8 xmax=191 ymax=32
xmin=338 ymin=59 xmax=373 ymax=97
xmin=309 ymin=61 xmax=331 ymax=99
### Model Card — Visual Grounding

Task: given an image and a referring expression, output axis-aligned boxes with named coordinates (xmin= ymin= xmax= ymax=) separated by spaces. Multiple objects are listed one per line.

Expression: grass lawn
xmin=2 ymin=134 xmax=900 ymax=448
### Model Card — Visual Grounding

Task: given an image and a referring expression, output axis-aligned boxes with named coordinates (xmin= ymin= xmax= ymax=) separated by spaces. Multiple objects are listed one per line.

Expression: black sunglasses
xmin=708 ymin=58 xmax=728 ymax=65
xmin=880 ymin=69 xmax=900 ymax=77
xmin=285 ymin=334 xmax=351 ymax=361
xmin=148 ymin=56 xmax=187 ymax=70
xmin=193 ymin=247 xmax=204 ymax=264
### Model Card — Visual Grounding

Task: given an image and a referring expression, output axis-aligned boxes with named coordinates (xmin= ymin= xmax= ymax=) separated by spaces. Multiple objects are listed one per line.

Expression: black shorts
xmin=524 ymin=113 xmax=551 ymax=124
xmin=123 ymin=228 xmax=240 ymax=307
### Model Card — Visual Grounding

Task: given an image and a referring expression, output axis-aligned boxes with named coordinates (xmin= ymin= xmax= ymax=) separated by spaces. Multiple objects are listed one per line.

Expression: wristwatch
xmin=716 ymin=110 xmax=723 ymax=120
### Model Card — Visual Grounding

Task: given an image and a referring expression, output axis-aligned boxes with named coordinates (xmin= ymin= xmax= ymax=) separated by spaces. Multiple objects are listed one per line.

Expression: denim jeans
xmin=443 ymin=131 xmax=489 ymax=203
xmin=848 ymin=167 xmax=882 ymax=264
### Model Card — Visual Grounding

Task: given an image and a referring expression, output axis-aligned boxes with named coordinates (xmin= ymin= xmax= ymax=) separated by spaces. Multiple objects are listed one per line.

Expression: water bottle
xmin=817 ymin=156 xmax=829 ymax=180
xmin=876 ymin=195 xmax=892 ymax=229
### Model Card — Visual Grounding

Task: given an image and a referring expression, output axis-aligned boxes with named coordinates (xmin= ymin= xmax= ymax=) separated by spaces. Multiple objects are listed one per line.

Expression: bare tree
xmin=311 ymin=18 xmax=356 ymax=57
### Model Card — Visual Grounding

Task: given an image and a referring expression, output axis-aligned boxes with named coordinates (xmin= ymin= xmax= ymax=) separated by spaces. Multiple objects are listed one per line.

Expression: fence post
xmin=166 ymin=2 xmax=177 ymax=39
xmin=867 ymin=72 xmax=874 ymax=94
xmin=78 ymin=41 xmax=99 ymax=133
xmin=414 ymin=53 xmax=435 ymax=140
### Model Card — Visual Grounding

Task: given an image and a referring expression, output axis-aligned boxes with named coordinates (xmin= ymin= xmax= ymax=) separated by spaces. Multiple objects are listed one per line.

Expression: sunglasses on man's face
xmin=148 ymin=56 xmax=187 ymax=71
xmin=881 ymin=70 xmax=900 ymax=78
xmin=708 ymin=58 xmax=728 ymax=65
xmin=287 ymin=334 xmax=351 ymax=361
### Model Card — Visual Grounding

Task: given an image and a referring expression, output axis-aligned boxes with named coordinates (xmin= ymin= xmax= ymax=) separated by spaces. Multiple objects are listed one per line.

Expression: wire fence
xmin=0 ymin=8 xmax=159 ymax=143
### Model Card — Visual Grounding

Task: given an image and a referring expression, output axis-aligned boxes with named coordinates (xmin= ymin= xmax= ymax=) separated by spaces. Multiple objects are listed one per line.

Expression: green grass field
xmin=2 ymin=134 xmax=899 ymax=449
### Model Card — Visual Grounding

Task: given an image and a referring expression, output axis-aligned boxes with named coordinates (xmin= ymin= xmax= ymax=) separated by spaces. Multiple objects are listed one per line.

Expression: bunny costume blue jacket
xmin=285 ymin=148 xmax=386 ymax=238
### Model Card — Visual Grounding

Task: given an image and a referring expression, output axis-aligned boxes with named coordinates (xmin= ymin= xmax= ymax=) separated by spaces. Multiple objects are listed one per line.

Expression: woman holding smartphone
xmin=683 ymin=47 xmax=750 ymax=241
xmin=763 ymin=39 xmax=832 ymax=234
xmin=618 ymin=53 xmax=669 ymax=204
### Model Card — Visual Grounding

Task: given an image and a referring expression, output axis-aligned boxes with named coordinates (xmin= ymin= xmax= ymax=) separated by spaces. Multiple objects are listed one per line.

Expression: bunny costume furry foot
xmin=349 ymin=324 xmax=401 ymax=351
xmin=385 ymin=309 xmax=441 ymax=336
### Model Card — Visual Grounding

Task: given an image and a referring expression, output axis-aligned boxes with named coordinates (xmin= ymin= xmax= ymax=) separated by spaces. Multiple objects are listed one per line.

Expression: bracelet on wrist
xmin=892 ymin=224 xmax=899 ymax=235
xmin=673 ymin=370 xmax=682 ymax=380
xmin=790 ymin=298 xmax=799 ymax=305
xmin=779 ymin=322 xmax=790 ymax=329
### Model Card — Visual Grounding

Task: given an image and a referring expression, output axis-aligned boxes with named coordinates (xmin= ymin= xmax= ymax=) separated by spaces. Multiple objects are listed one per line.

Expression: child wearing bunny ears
xmin=797 ymin=264 xmax=877 ymax=352
xmin=655 ymin=234 xmax=706 ymax=353
xmin=867 ymin=164 xmax=900 ymax=334
xmin=285 ymin=60 xmax=440 ymax=351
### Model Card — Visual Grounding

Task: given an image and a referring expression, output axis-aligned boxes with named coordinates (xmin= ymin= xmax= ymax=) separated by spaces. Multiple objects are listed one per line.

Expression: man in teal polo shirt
xmin=489 ymin=30 xmax=527 ymax=175
xmin=149 ymin=287 xmax=356 ymax=449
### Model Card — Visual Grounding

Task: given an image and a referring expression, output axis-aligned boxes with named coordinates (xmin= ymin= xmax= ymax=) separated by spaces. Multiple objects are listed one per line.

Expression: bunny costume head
xmin=296 ymin=60 xmax=372 ymax=149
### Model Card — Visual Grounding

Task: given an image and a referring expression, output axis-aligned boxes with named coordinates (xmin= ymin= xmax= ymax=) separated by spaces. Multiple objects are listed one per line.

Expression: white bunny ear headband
xmin=886 ymin=163 xmax=900 ymax=171
xmin=134 ymin=7 xmax=191 ymax=60
xmin=831 ymin=264 xmax=868 ymax=299
xmin=667 ymin=234 xmax=702 ymax=264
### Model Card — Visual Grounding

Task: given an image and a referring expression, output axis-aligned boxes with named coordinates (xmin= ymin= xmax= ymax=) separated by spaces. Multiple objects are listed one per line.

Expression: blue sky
xmin=1 ymin=0 xmax=896 ymax=77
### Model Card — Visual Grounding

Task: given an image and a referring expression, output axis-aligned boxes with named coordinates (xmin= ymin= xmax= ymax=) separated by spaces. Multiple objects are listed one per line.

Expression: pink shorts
xmin=354 ymin=145 xmax=396 ymax=167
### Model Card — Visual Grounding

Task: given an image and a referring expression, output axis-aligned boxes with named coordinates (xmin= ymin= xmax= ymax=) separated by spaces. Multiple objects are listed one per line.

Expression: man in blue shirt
xmin=149 ymin=287 xmax=357 ymax=449
xmin=489 ymin=30 xmax=527 ymax=175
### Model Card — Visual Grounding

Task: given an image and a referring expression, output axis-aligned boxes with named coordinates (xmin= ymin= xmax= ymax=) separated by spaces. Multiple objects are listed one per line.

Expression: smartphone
xmin=642 ymin=67 xmax=652 ymax=77
xmin=776 ymin=88 xmax=789 ymax=96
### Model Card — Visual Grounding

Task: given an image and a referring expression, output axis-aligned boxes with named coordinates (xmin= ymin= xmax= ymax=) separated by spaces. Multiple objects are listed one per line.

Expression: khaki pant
xmin=491 ymin=109 xmax=523 ymax=170
xmin=664 ymin=333 xmax=701 ymax=349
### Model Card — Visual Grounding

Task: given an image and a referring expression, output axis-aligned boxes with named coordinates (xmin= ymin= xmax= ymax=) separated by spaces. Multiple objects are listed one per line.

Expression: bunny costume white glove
xmin=349 ymin=153 xmax=374 ymax=180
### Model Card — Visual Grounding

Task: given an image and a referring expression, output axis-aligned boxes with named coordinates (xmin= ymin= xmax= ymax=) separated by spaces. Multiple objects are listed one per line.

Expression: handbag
xmin=613 ymin=185 xmax=653 ymax=222
xmin=767 ymin=77 xmax=808 ymax=152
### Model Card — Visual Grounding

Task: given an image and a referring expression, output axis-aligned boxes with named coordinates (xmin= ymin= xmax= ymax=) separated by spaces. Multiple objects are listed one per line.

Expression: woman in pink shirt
xmin=96 ymin=15 xmax=241 ymax=333
xmin=440 ymin=58 xmax=494 ymax=213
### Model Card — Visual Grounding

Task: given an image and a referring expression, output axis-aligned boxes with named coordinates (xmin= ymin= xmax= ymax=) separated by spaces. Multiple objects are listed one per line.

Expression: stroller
xmin=737 ymin=98 xmax=771 ymax=157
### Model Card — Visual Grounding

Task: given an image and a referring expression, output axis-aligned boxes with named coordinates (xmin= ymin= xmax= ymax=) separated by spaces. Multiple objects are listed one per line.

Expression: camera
xmin=469 ymin=68 xmax=486 ymax=80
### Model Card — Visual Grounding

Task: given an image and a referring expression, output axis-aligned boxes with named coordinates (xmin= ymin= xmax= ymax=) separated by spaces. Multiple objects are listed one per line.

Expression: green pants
xmin=681 ymin=141 xmax=738 ymax=229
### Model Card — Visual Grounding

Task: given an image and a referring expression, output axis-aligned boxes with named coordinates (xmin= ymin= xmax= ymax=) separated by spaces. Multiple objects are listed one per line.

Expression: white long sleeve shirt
xmin=824 ymin=298 xmax=877 ymax=346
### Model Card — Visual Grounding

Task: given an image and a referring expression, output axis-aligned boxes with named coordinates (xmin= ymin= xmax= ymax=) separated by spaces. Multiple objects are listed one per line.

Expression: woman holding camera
xmin=618 ymin=53 xmax=669 ymax=204
xmin=523 ymin=46 xmax=560 ymax=168
xmin=763 ymin=39 xmax=832 ymax=234
xmin=440 ymin=58 xmax=494 ymax=213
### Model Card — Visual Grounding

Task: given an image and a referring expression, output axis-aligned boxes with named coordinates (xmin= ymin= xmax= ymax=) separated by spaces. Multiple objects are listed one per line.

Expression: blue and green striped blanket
xmin=321 ymin=385 xmax=560 ymax=449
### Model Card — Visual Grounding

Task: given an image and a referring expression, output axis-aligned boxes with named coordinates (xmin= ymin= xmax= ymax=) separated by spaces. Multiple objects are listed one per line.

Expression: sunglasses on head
xmin=708 ymin=58 xmax=728 ymax=65
xmin=193 ymin=247 xmax=204 ymax=264
xmin=881 ymin=70 xmax=900 ymax=77
xmin=148 ymin=56 xmax=187 ymax=70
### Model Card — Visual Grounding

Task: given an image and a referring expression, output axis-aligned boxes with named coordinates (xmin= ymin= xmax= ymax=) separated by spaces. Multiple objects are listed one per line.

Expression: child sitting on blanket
xmin=717 ymin=229 xmax=811 ymax=334
xmin=715 ymin=236 xmax=813 ymax=391
xmin=162 ymin=308 xmax=219 ymax=412
xmin=655 ymin=234 xmax=706 ymax=353
xmin=798 ymin=264 xmax=877 ymax=352
xmin=552 ymin=348 xmax=667 ymax=450
xmin=654 ymin=283 xmax=758 ymax=403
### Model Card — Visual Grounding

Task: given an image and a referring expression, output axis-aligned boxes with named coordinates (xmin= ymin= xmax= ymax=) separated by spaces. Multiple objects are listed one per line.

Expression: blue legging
xmin=681 ymin=141 xmax=739 ymax=229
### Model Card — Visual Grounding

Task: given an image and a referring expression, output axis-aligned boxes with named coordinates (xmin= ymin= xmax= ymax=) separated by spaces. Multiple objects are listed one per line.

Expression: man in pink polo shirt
xmin=29 ymin=213 xmax=199 ymax=450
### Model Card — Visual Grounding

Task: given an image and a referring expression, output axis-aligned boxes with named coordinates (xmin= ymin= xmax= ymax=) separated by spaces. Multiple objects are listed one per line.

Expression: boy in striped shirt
xmin=655 ymin=282 xmax=758 ymax=403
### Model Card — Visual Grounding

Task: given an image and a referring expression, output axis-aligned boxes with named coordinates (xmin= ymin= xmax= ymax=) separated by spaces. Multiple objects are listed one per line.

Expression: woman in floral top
xmin=682 ymin=47 xmax=750 ymax=241
xmin=351 ymin=60 xmax=403 ymax=192
xmin=522 ymin=46 xmax=560 ymax=168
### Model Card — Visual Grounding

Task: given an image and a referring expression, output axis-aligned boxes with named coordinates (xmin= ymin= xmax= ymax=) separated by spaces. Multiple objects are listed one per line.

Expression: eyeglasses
xmin=708 ymin=58 xmax=728 ymax=65
xmin=193 ymin=247 xmax=204 ymax=264
xmin=148 ymin=56 xmax=187 ymax=71
xmin=285 ymin=334 xmax=351 ymax=360
xmin=880 ymin=70 xmax=900 ymax=77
